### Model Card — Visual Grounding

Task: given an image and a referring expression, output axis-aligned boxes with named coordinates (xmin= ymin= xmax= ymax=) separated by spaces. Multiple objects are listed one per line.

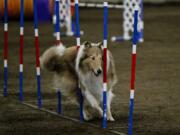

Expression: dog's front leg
xmin=107 ymin=90 xmax=115 ymax=121
xmin=82 ymin=99 xmax=94 ymax=121
xmin=84 ymin=90 xmax=103 ymax=117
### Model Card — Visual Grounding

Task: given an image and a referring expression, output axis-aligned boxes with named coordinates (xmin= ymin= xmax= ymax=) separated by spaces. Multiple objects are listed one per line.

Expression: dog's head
xmin=77 ymin=41 xmax=103 ymax=77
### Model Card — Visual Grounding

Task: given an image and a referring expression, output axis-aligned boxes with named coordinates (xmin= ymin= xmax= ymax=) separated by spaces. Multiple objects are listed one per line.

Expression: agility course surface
xmin=0 ymin=5 xmax=180 ymax=135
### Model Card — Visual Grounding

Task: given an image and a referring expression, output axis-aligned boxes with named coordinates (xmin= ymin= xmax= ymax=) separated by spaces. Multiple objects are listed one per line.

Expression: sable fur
xmin=40 ymin=41 xmax=117 ymax=121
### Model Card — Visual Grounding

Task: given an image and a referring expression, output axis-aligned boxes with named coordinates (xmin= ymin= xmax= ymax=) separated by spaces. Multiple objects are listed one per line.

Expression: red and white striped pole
xmin=128 ymin=7 xmax=139 ymax=135
xmin=54 ymin=0 xmax=62 ymax=114
xmin=102 ymin=1 xmax=108 ymax=128
xmin=19 ymin=0 xmax=24 ymax=102
xmin=75 ymin=0 xmax=84 ymax=121
xmin=33 ymin=0 xmax=42 ymax=109
xmin=3 ymin=0 xmax=8 ymax=97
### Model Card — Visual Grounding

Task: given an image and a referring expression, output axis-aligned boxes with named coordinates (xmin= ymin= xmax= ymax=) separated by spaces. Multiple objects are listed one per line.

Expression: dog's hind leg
xmin=107 ymin=90 xmax=115 ymax=121
xmin=84 ymin=90 xmax=103 ymax=118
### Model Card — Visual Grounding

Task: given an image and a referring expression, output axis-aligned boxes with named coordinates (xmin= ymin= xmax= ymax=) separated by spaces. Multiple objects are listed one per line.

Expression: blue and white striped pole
xmin=75 ymin=0 xmax=80 ymax=49
xmin=3 ymin=0 xmax=8 ymax=97
xmin=138 ymin=0 xmax=144 ymax=42
xmin=33 ymin=0 xmax=42 ymax=109
xmin=19 ymin=0 xmax=24 ymax=102
xmin=54 ymin=0 xmax=62 ymax=114
xmin=55 ymin=0 xmax=61 ymax=44
xmin=128 ymin=8 xmax=139 ymax=135
xmin=57 ymin=90 xmax=62 ymax=114
xmin=75 ymin=0 xmax=84 ymax=121
xmin=102 ymin=1 xmax=108 ymax=129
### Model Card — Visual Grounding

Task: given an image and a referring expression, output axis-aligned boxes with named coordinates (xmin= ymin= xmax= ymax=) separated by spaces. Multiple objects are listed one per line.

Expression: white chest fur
xmin=81 ymin=72 xmax=103 ymax=102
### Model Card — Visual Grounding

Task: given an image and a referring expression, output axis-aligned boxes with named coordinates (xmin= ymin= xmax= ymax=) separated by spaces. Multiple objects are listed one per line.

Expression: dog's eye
xmin=89 ymin=56 xmax=95 ymax=60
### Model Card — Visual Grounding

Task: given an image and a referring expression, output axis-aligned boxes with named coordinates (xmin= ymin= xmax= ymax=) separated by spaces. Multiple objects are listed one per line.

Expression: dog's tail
xmin=40 ymin=44 xmax=66 ymax=72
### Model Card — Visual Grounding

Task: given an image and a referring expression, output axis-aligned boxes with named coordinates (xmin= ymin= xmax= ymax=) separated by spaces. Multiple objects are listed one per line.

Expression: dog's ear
xmin=98 ymin=41 xmax=103 ymax=49
xmin=83 ymin=41 xmax=91 ymax=48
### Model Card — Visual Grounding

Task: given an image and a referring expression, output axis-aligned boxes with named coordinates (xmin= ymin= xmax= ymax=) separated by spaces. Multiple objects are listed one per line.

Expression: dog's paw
xmin=83 ymin=114 xmax=93 ymax=121
xmin=107 ymin=116 xmax=115 ymax=121
xmin=83 ymin=111 xmax=93 ymax=121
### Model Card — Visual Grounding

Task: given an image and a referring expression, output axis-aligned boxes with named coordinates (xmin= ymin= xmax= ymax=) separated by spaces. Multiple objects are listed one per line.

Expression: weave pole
xmin=128 ymin=8 xmax=139 ymax=135
xmin=75 ymin=0 xmax=80 ymax=49
xmin=33 ymin=0 xmax=42 ymax=109
xmin=139 ymin=0 xmax=144 ymax=42
xmin=55 ymin=0 xmax=61 ymax=45
xmin=55 ymin=0 xmax=62 ymax=114
xmin=75 ymin=0 xmax=84 ymax=122
xmin=3 ymin=0 xmax=8 ymax=97
xmin=102 ymin=1 xmax=108 ymax=129
xmin=19 ymin=0 xmax=24 ymax=102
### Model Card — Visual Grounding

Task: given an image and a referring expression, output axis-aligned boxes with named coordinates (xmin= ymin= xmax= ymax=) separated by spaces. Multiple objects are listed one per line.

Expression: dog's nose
xmin=97 ymin=69 xmax=102 ymax=74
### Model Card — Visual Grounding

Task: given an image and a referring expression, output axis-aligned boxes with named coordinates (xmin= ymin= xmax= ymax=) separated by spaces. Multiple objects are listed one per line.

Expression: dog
xmin=40 ymin=41 xmax=117 ymax=121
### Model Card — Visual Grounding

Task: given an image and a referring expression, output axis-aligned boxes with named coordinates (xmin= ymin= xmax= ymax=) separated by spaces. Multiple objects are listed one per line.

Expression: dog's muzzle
xmin=93 ymin=69 xmax=102 ymax=77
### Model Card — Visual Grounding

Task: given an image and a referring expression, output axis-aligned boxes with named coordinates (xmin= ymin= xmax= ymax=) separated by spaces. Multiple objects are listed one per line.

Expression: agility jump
xmin=111 ymin=0 xmax=144 ymax=42
xmin=71 ymin=0 xmax=143 ymax=42
xmin=53 ymin=0 xmax=142 ymax=38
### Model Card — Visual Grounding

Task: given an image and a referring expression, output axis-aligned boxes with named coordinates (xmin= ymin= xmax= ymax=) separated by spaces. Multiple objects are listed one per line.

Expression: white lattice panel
xmin=123 ymin=0 xmax=143 ymax=40
xmin=59 ymin=0 xmax=67 ymax=27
